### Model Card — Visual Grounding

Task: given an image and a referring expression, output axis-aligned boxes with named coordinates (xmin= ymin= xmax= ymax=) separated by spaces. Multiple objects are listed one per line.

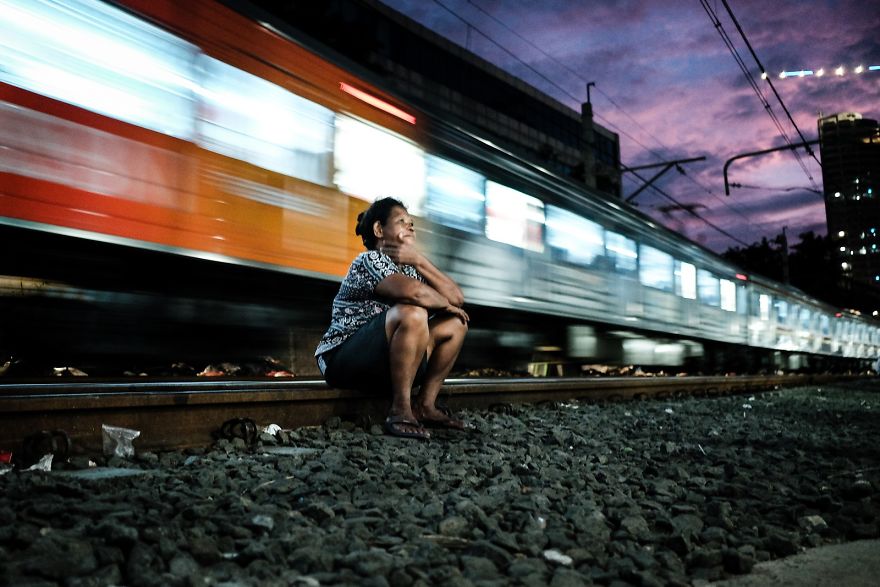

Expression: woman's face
xmin=379 ymin=206 xmax=415 ymax=244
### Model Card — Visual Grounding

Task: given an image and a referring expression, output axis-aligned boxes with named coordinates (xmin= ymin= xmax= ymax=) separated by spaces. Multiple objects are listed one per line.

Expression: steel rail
xmin=0 ymin=374 xmax=855 ymax=453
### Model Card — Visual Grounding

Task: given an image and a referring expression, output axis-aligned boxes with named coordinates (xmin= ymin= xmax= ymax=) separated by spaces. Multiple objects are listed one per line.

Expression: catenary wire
xmin=701 ymin=0 xmax=820 ymax=192
xmin=431 ymin=0 xmax=763 ymax=243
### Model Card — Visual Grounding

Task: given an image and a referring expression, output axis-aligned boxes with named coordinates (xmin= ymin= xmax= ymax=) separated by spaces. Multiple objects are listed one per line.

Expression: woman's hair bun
xmin=355 ymin=211 xmax=366 ymax=236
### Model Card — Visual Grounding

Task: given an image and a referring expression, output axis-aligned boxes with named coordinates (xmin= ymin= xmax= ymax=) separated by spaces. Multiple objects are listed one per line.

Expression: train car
xmin=0 ymin=0 xmax=877 ymax=375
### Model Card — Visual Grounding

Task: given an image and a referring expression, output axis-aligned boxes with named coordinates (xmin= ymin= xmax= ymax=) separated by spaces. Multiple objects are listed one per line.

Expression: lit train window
xmin=819 ymin=315 xmax=830 ymax=336
xmin=639 ymin=246 xmax=673 ymax=291
xmin=0 ymin=0 xmax=198 ymax=139
xmin=697 ymin=270 xmax=720 ymax=306
xmin=485 ymin=182 xmax=544 ymax=252
xmin=546 ymin=206 xmax=603 ymax=266
xmin=425 ymin=156 xmax=485 ymax=233
xmin=197 ymin=57 xmax=334 ymax=183
xmin=775 ymin=300 xmax=789 ymax=321
xmin=719 ymin=279 xmax=736 ymax=311
xmin=759 ymin=294 xmax=771 ymax=320
xmin=675 ymin=261 xmax=697 ymax=299
xmin=334 ymin=116 xmax=426 ymax=214
xmin=605 ymin=232 xmax=637 ymax=273
xmin=799 ymin=307 xmax=812 ymax=330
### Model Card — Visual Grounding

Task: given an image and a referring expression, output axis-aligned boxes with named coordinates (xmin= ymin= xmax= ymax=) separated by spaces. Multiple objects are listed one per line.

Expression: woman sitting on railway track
xmin=315 ymin=197 xmax=469 ymax=440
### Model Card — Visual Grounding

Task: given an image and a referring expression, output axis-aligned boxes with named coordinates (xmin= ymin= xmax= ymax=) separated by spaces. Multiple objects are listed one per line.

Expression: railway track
xmin=0 ymin=373 xmax=858 ymax=454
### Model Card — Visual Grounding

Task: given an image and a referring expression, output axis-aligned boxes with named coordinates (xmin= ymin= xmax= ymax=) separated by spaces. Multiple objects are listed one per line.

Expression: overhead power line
xmin=701 ymin=0 xmax=820 ymax=193
xmin=719 ymin=0 xmax=822 ymax=169
xmin=430 ymin=0 xmax=760 ymax=244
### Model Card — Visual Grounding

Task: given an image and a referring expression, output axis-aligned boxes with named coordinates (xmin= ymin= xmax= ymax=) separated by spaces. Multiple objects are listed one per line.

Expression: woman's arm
xmin=375 ymin=274 xmax=469 ymax=323
xmin=379 ymin=242 xmax=465 ymax=307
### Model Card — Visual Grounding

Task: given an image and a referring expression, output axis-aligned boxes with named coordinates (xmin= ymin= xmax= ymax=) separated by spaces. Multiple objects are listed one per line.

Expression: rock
xmin=126 ymin=542 xmax=164 ymax=586
xmin=798 ymin=514 xmax=828 ymax=533
xmin=619 ymin=515 xmax=652 ymax=541
xmin=847 ymin=479 xmax=874 ymax=499
xmin=765 ymin=531 xmax=800 ymax=557
xmin=94 ymin=520 xmax=139 ymax=546
xmin=339 ymin=549 xmax=394 ymax=576
xmin=439 ymin=516 xmax=470 ymax=537
xmin=21 ymin=534 xmax=98 ymax=579
xmin=466 ymin=540 xmax=514 ymax=568
xmin=671 ymin=514 xmax=704 ymax=539
xmin=723 ymin=547 xmax=755 ymax=574
xmin=460 ymin=555 xmax=499 ymax=579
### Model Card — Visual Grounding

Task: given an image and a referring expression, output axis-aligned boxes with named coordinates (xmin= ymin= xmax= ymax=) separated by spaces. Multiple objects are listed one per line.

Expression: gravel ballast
xmin=1 ymin=380 xmax=878 ymax=586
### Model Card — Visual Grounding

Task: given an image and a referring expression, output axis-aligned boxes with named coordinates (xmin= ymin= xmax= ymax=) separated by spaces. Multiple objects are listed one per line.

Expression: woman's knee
xmin=387 ymin=304 xmax=429 ymax=331
xmin=430 ymin=314 xmax=468 ymax=341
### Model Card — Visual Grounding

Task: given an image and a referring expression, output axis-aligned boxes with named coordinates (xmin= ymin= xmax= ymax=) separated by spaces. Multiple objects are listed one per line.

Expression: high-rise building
xmin=819 ymin=112 xmax=880 ymax=291
xmin=246 ymin=0 xmax=621 ymax=198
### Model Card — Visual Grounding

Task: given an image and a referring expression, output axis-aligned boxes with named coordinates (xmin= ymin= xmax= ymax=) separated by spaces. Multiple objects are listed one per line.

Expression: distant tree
xmin=721 ymin=237 xmax=784 ymax=282
xmin=723 ymin=231 xmax=846 ymax=308
xmin=788 ymin=231 xmax=844 ymax=306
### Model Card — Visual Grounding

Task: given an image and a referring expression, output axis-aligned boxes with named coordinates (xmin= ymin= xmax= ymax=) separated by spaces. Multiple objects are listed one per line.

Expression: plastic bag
xmin=102 ymin=424 xmax=140 ymax=458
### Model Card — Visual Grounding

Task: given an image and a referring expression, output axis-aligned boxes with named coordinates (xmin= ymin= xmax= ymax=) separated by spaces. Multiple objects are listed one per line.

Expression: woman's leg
xmin=385 ymin=304 xmax=430 ymax=428
xmin=413 ymin=314 xmax=467 ymax=421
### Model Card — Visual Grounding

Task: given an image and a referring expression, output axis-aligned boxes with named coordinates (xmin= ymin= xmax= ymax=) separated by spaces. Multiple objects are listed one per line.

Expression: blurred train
xmin=1 ymin=0 xmax=877 ymax=376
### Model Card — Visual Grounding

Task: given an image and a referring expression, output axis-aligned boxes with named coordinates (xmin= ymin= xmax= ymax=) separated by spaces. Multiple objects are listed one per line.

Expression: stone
xmin=21 ymin=534 xmax=97 ymax=579
xmin=619 ymin=515 xmax=652 ymax=541
xmin=723 ymin=547 xmax=755 ymax=574
xmin=460 ymin=555 xmax=499 ymax=579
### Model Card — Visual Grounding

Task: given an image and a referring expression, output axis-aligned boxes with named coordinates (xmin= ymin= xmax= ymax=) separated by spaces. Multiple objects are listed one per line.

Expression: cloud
xmin=379 ymin=0 xmax=877 ymax=252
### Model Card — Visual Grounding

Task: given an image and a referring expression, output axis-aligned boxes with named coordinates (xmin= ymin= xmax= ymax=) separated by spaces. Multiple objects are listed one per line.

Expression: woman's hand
xmin=444 ymin=304 xmax=469 ymax=324
xmin=379 ymin=238 xmax=422 ymax=267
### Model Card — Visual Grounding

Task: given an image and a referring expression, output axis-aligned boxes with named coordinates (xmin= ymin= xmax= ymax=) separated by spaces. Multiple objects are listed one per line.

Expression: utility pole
xmin=780 ymin=226 xmax=790 ymax=284
xmin=581 ymin=82 xmax=597 ymax=190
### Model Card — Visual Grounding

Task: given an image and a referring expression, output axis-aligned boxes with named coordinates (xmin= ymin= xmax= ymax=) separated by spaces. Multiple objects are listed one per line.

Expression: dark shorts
xmin=320 ymin=310 xmax=427 ymax=392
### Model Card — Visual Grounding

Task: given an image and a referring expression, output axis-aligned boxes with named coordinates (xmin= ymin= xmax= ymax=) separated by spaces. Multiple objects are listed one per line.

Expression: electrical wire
xmin=719 ymin=0 xmax=823 ymax=171
xmin=701 ymin=0 xmax=821 ymax=193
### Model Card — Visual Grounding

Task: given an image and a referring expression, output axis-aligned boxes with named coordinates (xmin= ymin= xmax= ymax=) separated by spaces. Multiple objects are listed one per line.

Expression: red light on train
xmin=735 ymin=273 xmax=748 ymax=281
xmin=339 ymin=82 xmax=416 ymax=124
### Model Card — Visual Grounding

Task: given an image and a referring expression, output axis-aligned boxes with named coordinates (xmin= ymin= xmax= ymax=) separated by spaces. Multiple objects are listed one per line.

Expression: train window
xmin=775 ymin=300 xmax=789 ymax=321
xmin=675 ymin=261 xmax=697 ymax=299
xmin=819 ymin=315 xmax=830 ymax=336
xmin=799 ymin=308 xmax=812 ymax=330
xmin=546 ymin=206 xmax=603 ymax=266
xmin=639 ymin=246 xmax=673 ymax=291
xmin=697 ymin=270 xmax=720 ymax=306
xmin=719 ymin=279 xmax=736 ymax=311
xmin=334 ymin=116 xmax=426 ymax=214
xmin=197 ymin=57 xmax=334 ymax=183
xmin=759 ymin=294 xmax=771 ymax=320
xmin=605 ymin=232 xmax=637 ymax=273
xmin=485 ymin=182 xmax=544 ymax=252
xmin=425 ymin=156 xmax=485 ymax=233
xmin=0 ymin=0 xmax=198 ymax=139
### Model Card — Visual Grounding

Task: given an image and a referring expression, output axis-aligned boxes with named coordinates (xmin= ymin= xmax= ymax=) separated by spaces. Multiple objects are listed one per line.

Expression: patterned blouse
xmin=315 ymin=250 xmax=424 ymax=368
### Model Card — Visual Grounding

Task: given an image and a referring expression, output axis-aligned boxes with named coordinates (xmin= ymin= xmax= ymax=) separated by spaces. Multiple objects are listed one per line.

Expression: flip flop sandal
xmin=383 ymin=416 xmax=430 ymax=441
xmin=216 ymin=418 xmax=258 ymax=446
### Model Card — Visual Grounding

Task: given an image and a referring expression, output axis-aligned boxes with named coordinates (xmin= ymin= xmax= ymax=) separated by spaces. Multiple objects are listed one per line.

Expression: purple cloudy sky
xmin=378 ymin=0 xmax=879 ymax=252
